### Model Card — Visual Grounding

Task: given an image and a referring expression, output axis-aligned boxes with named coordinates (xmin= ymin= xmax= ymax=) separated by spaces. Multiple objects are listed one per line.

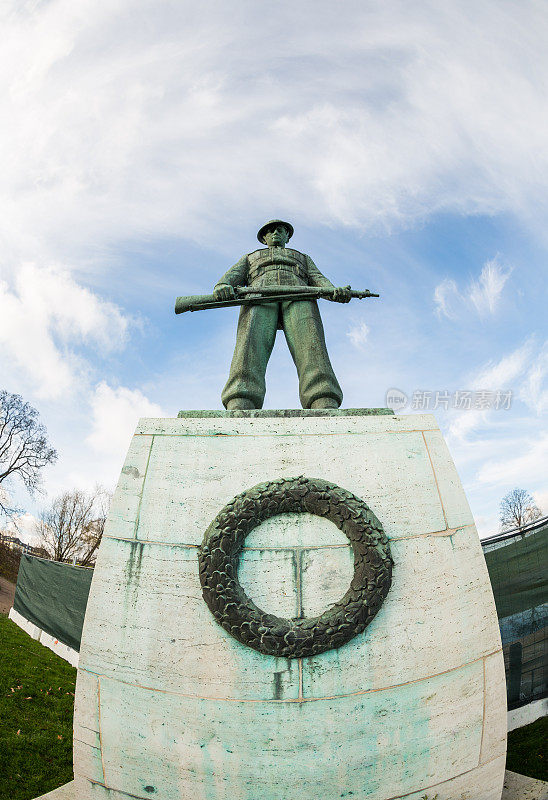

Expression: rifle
xmin=175 ymin=285 xmax=379 ymax=314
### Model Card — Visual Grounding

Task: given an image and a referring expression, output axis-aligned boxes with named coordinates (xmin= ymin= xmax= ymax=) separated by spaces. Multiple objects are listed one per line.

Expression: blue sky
xmin=0 ymin=0 xmax=546 ymax=539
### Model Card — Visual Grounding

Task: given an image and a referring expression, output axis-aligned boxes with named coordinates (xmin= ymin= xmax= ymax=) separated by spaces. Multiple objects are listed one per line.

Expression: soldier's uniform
xmin=216 ymin=246 xmax=343 ymax=409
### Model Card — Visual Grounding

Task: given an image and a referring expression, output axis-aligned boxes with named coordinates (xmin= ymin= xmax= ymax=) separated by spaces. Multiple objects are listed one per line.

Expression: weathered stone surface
xmin=131 ymin=426 xmax=445 ymax=545
xmin=73 ymin=670 xmax=100 ymax=748
xmin=422 ymin=429 xmax=475 ymax=529
xmin=245 ymin=509 xmax=349 ymax=547
xmin=92 ymin=664 xmax=484 ymax=800
xmin=79 ymin=539 xmax=301 ymax=700
xmin=301 ymin=526 xmax=502 ymax=697
xmin=32 ymin=782 xmax=76 ymax=799
xmin=502 ymin=770 xmax=548 ymax=800
xmin=34 ymin=766 xmax=548 ymax=800
xmin=73 ymin=411 xmax=506 ymax=799
xmin=104 ymin=434 xmax=153 ymax=541
xmin=402 ymin=755 xmax=506 ymax=800
xmin=481 ymin=651 xmax=509 ymax=764
xmin=73 ymin=739 xmax=104 ymax=785
xmin=39 ymin=764 xmax=548 ymax=800
xmin=177 ymin=407 xmax=394 ymax=418
xmin=137 ymin=410 xmax=433 ymax=436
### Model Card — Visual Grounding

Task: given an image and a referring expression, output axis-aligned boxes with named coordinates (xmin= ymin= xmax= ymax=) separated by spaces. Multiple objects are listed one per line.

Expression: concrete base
xmin=8 ymin=607 xmax=79 ymax=668
xmin=502 ymin=771 xmax=548 ymax=800
xmin=72 ymin=411 xmax=507 ymax=799
xmin=33 ymin=781 xmax=75 ymax=799
xmin=33 ymin=771 xmax=548 ymax=800
xmin=508 ymin=698 xmax=548 ymax=732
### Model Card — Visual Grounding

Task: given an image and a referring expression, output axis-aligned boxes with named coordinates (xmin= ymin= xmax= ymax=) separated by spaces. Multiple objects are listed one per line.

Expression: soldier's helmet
xmin=257 ymin=219 xmax=294 ymax=244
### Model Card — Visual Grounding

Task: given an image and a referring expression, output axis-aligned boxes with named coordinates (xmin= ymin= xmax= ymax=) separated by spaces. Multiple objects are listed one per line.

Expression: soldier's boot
xmin=226 ymin=398 xmax=256 ymax=410
xmin=310 ymin=397 xmax=340 ymax=409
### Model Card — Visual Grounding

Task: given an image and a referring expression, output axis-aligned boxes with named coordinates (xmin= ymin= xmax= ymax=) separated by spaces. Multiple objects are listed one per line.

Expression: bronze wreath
xmin=198 ymin=476 xmax=392 ymax=658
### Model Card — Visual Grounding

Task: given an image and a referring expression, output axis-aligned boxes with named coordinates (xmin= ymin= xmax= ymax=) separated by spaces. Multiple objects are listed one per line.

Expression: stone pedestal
xmin=71 ymin=410 xmax=506 ymax=799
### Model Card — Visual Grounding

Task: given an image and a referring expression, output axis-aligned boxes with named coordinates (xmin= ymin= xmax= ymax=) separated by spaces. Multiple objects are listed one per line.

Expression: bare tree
xmin=500 ymin=488 xmax=542 ymax=531
xmin=37 ymin=486 xmax=111 ymax=564
xmin=78 ymin=489 xmax=111 ymax=567
xmin=0 ymin=390 xmax=57 ymax=517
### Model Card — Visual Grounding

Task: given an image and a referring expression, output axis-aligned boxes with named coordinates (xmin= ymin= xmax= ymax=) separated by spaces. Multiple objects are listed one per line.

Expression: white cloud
xmin=441 ymin=339 xmax=547 ymax=532
xmin=347 ymin=320 xmax=370 ymax=349
xmin=472 ymin=340 xmax=534 ymax=391
xmin=518 ymin=342 xmax=548 ymax=415
xmin=446 ymin=339 xmax=537 ymax=443
xmin=469 ymin=258 xmax=511 ymax=316
xmin=434 ymin=256 xmax=511 ymax=319
xmin=447 ymin=409 xmax=484 ymax=445
xmin=5 ymin=512 xmax=40 ymax=547
xmin=86 ymin=381 xmax=165 ymax=459
xmin=0 ymin=0 xmax=545 ymax=543
xmin=477 ymin=432 xmax=548 ymax=487
xmin=0 ymin=264 xmax=129 ymax=398
xmin=533 ymin=489 xmax=548 ymax=517
xmin=1 ymin=0 xmax=548 ymax=266
xmin=434 ymin=278 xmax=460 ymax=320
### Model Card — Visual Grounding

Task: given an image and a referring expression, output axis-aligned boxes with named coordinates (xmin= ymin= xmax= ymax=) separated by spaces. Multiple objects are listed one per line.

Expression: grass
xmin=0 ymin=613 xmax=75 ymax=800
xmin=506 ymin=715 xmax=548 ymax=782
xmin=0 ymin=609 xmax=547 ymax=796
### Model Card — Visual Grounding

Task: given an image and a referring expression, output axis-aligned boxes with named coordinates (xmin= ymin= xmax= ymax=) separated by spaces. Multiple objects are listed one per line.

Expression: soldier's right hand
xmin=214 ymin=284 xmax=236 ymax=301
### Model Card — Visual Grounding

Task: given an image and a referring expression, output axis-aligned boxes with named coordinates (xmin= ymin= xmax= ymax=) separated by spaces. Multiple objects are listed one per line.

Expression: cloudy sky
xmin=1 ymin=0 xmax=547 ymax=540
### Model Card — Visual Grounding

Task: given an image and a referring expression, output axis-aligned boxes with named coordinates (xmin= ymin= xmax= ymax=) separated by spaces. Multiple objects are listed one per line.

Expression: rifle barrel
xmin=175 ymin=287 xmax=379 ymax=314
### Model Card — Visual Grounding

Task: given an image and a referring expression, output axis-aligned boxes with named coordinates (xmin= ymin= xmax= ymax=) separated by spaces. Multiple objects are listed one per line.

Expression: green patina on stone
xmin=177 ymin=408 xmax=394 ymax=418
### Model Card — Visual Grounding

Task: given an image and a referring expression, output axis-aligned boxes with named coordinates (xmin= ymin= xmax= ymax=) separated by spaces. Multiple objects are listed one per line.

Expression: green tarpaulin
xmin=482 ymin=518 xmax=548 ymax=708
xmin=13 ymin=554 xmax=93 ymax=652
xmin=484 ymin=525 xmax=548 ymax=621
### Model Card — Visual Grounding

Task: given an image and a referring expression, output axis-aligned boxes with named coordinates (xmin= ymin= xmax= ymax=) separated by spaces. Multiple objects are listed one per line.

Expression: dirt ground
xmin=0 ymin=575 xmax=16 ymax=614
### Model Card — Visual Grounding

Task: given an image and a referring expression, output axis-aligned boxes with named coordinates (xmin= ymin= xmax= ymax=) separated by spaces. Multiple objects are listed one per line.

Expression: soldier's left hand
xmin=332 ymin=285 xmax=352 ymax=303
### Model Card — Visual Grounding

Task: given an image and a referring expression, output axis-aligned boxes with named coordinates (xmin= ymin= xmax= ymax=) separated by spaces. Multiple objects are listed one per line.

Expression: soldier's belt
xmin=175 ymin=285 xmax=379 ymax=314
xmin=247 ymin=263 xmax=307 ymax=283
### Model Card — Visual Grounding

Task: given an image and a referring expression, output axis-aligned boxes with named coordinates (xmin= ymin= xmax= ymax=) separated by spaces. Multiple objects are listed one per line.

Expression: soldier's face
xmin=263 ymin=225 xmax=289 ymax=247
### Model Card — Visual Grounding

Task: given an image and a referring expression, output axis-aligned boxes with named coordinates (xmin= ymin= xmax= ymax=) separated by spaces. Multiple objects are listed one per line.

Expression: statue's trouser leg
xmin=221 ymin=302 xmax=279 ymax=409
xmin=282 ymin=299 xmax=343 ymax=409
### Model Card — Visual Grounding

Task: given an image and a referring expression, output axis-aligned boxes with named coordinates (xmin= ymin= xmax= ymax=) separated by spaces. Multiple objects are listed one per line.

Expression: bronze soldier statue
xmin=213 ymin=220 xmax=351 ymax=410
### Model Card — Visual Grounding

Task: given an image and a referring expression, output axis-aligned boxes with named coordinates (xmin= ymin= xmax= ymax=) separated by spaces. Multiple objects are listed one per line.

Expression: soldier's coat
xmin=215 ymin=247 xmax=343 ymax=409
